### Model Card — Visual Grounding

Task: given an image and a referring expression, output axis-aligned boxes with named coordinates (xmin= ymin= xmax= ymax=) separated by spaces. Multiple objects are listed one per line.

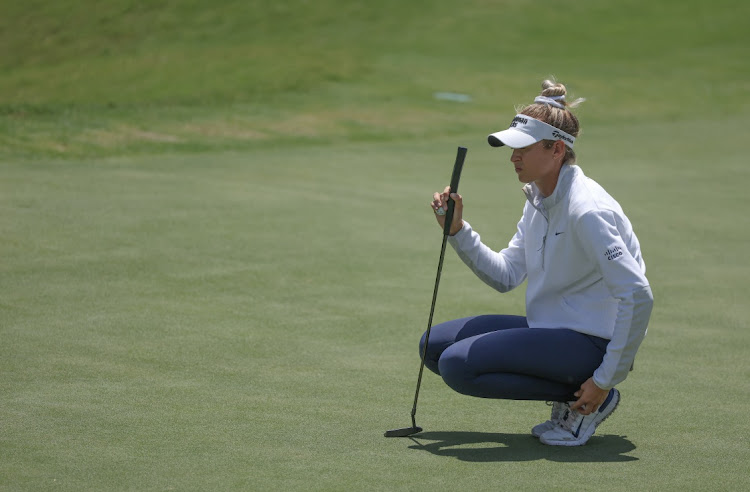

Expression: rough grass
xmin=1 ymin=0 xmax=748 ymax=158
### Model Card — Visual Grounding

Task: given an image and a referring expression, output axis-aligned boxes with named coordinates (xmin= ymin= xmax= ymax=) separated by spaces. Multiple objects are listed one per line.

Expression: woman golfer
xmin=426 ymin=80 xmax=654 ymax=446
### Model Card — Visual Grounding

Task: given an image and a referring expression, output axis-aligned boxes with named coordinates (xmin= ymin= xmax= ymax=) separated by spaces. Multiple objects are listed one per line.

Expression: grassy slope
xmin=1 ymin=0 xmax=748 ymax=158
xmin=2 ymin=0 xmax=749 ymax=490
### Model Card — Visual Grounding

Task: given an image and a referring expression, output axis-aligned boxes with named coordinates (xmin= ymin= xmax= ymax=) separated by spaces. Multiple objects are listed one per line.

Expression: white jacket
xmin=448 ymin=164 xmax=654 ymax=389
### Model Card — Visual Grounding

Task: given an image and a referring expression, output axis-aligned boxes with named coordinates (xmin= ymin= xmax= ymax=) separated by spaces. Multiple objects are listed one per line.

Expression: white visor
xmin=488 ymin=114 xmax=576 ymax=149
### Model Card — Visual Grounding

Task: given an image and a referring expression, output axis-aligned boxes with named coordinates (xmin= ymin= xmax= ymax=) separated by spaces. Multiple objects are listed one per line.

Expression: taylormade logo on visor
xmin=551 ymin=130 xmax=574 ymax=144
xmin=487 ymin=114 xmax=576 ymax=149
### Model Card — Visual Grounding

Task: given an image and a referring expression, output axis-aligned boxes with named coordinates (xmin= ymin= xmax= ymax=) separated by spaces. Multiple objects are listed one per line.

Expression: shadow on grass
xmin=406 ymin=431 xmax=637 ymax=463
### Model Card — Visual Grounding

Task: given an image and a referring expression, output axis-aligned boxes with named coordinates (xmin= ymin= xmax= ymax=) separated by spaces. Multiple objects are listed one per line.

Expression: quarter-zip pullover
xmin=448 ymin=164 xmax=654 ymax=389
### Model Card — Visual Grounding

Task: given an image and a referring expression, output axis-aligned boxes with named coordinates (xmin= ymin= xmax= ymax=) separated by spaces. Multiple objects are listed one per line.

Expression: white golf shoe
xmin=540 ymin=388 xmax=620 ymax=447
xmin=531 ymin=401 xmax=566 ymax=438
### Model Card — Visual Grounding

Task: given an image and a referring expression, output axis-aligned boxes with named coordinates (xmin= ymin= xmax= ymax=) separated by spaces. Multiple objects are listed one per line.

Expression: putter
xmin=385 ymin=146 xmax=467 ymax=438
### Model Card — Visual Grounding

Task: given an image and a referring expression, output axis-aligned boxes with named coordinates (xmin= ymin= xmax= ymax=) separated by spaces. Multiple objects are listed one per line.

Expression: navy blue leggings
xmin=420 ymin=315 xmax=609 ymax=401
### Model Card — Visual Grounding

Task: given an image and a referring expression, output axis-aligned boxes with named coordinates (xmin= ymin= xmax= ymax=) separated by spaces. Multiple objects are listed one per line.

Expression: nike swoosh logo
xmin=573 ymin=419 xmax=584 ymax=437
xmin=555 ymin=232 xmax=564 ymax=236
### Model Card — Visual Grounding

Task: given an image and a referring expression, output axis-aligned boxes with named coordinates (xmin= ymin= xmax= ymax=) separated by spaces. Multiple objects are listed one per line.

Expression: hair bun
xmin=541 ymin=79 xmax=567 ymax=98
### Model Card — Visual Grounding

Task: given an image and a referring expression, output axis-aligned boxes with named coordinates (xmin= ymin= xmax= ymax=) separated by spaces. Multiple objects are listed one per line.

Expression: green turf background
xmin=2 ymin=0 xmax=749 ymax=490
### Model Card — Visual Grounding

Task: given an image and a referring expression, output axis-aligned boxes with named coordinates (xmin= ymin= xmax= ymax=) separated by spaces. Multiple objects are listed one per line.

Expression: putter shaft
xmin=385 ymin=146 xmax=466 ymax=438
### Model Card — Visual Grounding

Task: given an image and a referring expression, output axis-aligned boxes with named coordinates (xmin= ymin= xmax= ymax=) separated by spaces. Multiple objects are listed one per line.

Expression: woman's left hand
xmin=570 ymin=377 xmax=609 ymax=415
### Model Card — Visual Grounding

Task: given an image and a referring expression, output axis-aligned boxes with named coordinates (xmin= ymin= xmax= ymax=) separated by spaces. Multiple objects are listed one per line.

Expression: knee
xmin=419 ymin=331 xmax=440 ymax=374
xmin=437 ymin=344 xmax=473 ymax=395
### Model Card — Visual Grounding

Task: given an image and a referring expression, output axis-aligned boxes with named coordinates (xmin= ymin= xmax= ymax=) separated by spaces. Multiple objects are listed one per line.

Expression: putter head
xmin=384 ymin=426 xmax=422 ymax=438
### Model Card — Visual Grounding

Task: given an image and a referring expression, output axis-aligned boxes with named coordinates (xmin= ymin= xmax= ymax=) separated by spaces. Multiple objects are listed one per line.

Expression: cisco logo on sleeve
xmin=604 ymin=246 xmax=623 ymax=260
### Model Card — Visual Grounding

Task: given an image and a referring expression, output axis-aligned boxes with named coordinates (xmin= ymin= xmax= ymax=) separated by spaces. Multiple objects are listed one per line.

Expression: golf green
xmin=2 ymin=0 xmax=748 ymax=490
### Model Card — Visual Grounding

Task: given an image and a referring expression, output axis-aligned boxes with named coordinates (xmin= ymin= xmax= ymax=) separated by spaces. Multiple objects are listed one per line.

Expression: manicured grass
xmin=2 ymin=0 xmax=749 ymax=490
xmin=2 ymin=124 xmax=749 ymax=489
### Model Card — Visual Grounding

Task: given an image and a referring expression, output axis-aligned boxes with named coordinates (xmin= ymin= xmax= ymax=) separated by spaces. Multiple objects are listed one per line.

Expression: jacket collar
xmin=523 ymin=164 xmax=579 ymax=211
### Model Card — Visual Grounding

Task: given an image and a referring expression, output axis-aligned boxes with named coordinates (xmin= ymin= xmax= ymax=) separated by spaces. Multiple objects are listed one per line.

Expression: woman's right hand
xmin=431 ymin=186 xmax=464 ymax=236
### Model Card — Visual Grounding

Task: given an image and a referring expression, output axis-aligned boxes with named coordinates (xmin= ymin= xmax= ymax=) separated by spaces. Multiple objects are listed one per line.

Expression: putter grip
xmin=443 ymin=146 xmax=467 ymax=236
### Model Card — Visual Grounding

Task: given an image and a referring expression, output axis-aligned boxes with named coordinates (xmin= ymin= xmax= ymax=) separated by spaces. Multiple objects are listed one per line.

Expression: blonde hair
xmin=518 ymin=79 xmax=584 ymax=164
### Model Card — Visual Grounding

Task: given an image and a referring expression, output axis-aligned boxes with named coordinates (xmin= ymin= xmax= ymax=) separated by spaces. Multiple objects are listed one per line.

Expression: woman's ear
xmin=553 ymin=140 xmax=567 ymax=161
